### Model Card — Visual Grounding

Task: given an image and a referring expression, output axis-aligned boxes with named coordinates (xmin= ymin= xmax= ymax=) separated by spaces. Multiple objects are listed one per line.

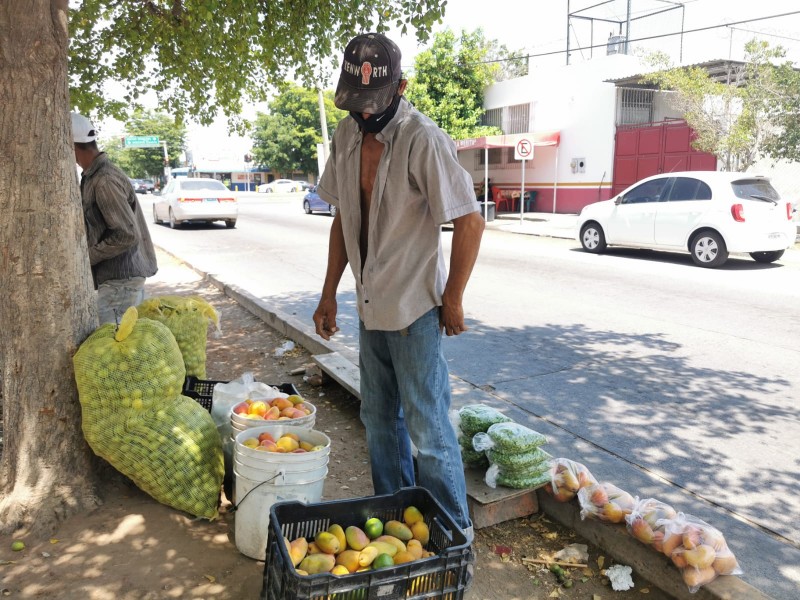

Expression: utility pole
xmin=625 ymin=0 xmax=632 ymax=54
xmin=317 ymin=88 xmax=330 ymax=168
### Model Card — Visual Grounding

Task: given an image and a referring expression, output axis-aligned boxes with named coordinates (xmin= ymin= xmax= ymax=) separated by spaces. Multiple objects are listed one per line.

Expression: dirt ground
xmin=0 ymin=253 xmax=672 ymax=599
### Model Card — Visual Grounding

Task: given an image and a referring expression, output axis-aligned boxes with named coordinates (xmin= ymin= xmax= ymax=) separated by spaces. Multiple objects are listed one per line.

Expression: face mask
xmin=350 ymin=93 xmax=402 ymax=134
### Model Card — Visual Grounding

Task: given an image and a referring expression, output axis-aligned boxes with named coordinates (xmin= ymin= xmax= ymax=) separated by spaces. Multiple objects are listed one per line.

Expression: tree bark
xmin=0 ymin=0 xmax=102 ymax=536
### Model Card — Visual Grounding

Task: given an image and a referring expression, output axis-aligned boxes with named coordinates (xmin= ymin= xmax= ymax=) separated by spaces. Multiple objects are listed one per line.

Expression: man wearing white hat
xmin=71 ymin=112 xmax=157 ymax=324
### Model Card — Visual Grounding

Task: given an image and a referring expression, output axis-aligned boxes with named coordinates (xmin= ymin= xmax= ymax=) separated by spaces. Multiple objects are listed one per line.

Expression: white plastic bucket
xmin=230 ymin=400 xmax=316 ymax=429
xmin=234 ymin=425 xmax=330 ymax=465
xmin=233 ymin=465 xmax=326 ymax=561
xmin=232 ymin=424 xmax=329 ymax=560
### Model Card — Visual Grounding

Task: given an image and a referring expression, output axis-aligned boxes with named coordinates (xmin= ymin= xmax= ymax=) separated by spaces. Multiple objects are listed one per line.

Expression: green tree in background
xmin=406 ymin=29 xmax=505 ymax=140
xmin=251 ymin=86 xmax=346 ymax=177
xmin=643 ymin=41 xmax=800 ymax=171
xmin=1 ymin=0 xmax=445 ymax=538
xmin=103 ymin=110 xmax=187 ymax=180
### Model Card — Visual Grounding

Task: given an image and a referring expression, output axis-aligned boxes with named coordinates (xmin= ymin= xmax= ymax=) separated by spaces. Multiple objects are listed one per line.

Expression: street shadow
xmin=569 ymin=247 xmax=786 ymax=270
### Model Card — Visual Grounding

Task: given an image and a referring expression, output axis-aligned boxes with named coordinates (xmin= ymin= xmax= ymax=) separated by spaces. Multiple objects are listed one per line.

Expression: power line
xmin=474 ymin=9 xmax=800 ymax=66
xmin=728 ymin=25 xmax=800 ymax=44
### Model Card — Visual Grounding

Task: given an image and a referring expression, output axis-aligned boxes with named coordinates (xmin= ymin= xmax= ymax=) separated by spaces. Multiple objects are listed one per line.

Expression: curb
xmin=158 ymin=246 xmax=774 ymax=600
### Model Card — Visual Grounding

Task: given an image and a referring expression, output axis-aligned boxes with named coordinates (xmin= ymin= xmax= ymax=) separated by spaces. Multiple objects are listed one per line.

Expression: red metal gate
xmin=613 ymin=120 xmax=717 ymax=196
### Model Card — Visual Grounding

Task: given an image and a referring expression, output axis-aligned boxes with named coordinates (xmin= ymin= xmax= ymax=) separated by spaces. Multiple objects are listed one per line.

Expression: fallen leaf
xmin=549 ymin=589 xmax=560 ymax=598
xmin=0 ymin=561 xmax=16 ymax=566
xmin=493 ymin=545 xmax=513 ymax=557
xmin=597 ymin=555 xmax=605 ymax=569
xmin=640 ymin=589 xmax=650 ymax=594
xmin=203 ymin=575 xmax=216 ymax=583
xmin=49 ymin=539 xmax=59 ymax=544
xmin=593 ymin=595 xmax=602 ymax=600
xmin=582 ymin=568 xmax=594 ymax=577
xmin=544 ymin=532 xmax=559 ymax=540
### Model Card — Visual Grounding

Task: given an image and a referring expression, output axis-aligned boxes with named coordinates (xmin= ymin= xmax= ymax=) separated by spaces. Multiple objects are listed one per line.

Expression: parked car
xmin=302 ymin=186 xmax=336 ymax=216
xmin=294 ymin=180 xmax=313 ymax=191
xmin=576 ymin=171 xmax=796 ymax=268
xmin=256 ymin=178 xmax=302 ymax=193
xmin=130 ymin=178 xmax=155 ymax=194
xmin=152 ymin=177 xmax=237 ymax=229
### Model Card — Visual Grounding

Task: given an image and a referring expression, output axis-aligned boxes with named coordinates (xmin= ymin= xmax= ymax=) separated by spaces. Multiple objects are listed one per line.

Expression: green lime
xmin=373 ymin=553 xmax=394 ymax=569
xmin=11 ymin=540 xmax=25 ymax=552
xmin=364 ymin=517 xmax=383 ymax=539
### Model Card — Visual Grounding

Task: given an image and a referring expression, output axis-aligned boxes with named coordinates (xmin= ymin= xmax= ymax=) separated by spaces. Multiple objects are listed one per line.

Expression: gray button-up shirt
xmin=317 ymin=99 xmax=479 ymax=331
xmin=80 ymin=153 xmax=158 ymax=287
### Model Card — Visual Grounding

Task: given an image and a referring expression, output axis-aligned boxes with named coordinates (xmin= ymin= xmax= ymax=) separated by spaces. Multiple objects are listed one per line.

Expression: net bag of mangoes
xmin=136 ymin=295 xmax=219 ymax=378
xmin=73 ymin=307 xmax=224 ymax=519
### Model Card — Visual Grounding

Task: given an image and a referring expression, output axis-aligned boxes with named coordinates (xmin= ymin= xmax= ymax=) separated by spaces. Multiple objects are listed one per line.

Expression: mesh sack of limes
xmin=73 ymin=306 xmax=224 ymax=519
xmin=136 ymin=294 xmax=220 ymax=378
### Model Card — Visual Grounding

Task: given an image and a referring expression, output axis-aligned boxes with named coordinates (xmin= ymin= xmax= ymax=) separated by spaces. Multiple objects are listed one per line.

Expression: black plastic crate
xmin=261 ymin=487 xmax=473 ymax=600
xmin=182 ymin=376 xmax=300 ymax=412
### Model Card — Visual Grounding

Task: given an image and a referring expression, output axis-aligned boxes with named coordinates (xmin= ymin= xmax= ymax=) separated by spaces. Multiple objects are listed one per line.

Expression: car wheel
xmin=303 ymin=200 xmax=312 ymax=214
xmin=168 ymin=209 xmax=180 ymax=229
xmin=329 ymin=205 xmax=337 ymax=217
xmin=152 ymin=204 xmax=161 ymax=224
xmin=225 ymin=220 xmax=237 ymax=229
xmin=749 ymin=249 xmax=784 ymax=264
xmin=690 ymin=230 xmax=727 ymax=267
xmin=580 ymin=222 xmax=606 ymax=253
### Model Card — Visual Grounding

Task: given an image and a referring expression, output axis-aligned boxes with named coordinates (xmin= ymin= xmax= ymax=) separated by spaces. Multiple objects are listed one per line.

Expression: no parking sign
xmin=514 ymin=138 xmax=534 ymax=161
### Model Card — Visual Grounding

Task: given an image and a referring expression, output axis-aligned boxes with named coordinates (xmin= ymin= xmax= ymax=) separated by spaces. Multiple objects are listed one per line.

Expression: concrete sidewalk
xmin=486 ymin=211 xmax=579 ymax=240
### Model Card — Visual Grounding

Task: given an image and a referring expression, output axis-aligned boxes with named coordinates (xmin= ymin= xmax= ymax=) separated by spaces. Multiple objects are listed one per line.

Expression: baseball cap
xmin=334 ymin=33 xmax=402 ymax=113
xmin=71 ymin=112 xmax=97 ymax=143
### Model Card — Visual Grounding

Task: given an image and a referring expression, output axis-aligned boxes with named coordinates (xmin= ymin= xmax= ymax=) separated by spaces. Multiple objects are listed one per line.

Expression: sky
xmin=180 ymin=0 xmax=800 ymax=165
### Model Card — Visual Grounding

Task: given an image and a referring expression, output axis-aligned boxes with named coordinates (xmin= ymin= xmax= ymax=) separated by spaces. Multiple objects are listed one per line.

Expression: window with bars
xmin=481 ymin=103 xmax=531 ymax=134
xmin=617 ymin=88 xmax=655 ymax=126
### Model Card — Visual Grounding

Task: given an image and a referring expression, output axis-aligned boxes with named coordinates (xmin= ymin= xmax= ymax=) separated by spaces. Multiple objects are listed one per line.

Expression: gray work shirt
xmin=317 ymin=99 xmax=479 ymax=331
xmin=80 ymin=153 xmax=158 ymax=288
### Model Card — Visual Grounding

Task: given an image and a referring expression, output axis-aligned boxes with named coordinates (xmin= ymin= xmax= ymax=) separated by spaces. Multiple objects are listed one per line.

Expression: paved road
xmin=141 ymin=193 xmax=800 ymax=598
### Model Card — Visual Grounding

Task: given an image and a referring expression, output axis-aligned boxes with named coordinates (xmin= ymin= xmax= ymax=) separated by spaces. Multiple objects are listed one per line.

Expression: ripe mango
xmin=406 ymin=539 xmax=424 ymax=560
xmin=392 ymin=550 xmax=416 ymax=564
xmin=684 ymin=544 xmax=716 ymax=569
xmin=289 ymin=537 xmax=309 ymax=567
xmin=328 ymin=524 xmax=347 ymax=552
xmin=374 ymin=535 xmax=406 ymax=553
xmin=384 ymin=520 xmax=413 ymax=542
xmin=403 ymin=505 xmax=424 ymax=526
xmin=331 ymin=565 xmax=350 ymax=576
xmin=298 ymin=552 xmax=336 ymax=574
xmin=365 ymin=541 xmax=398 ymax=557
xmin=308 ymin=541 xmax=321 ymax=554
xmin=315 ymin=531 xmax=341 ymax=555
xmin=335 ymin=549 xmax=361 ymax=573
xmin=358 ymin=545 xmax=379 ymax=567
xmin=410 ymin=521 xmax=429 ymax=545
xmin=345 ymin=525 xmax=370 ymax=550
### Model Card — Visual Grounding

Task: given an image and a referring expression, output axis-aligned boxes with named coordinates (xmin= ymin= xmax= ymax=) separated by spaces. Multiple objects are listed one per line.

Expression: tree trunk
xmin=0 ymin=0 xmax=102 ymax=536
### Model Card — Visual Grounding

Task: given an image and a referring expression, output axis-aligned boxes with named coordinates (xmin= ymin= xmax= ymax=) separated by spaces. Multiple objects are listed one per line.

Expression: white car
xmin=153 ymin=177 xmax=237 ymax=229
xmin=256 ymin=179 xmax=302 ymax=193
xmin=577 ymin=171 xmax=796 ymax=268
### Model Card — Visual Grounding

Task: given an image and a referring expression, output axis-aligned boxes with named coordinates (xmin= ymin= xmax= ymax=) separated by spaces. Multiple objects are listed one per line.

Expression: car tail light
xmin=219 ymin=197 xmax=236 ymax=202
xmin=731 ymin=203 xmax=745 ymax=222
xmin=178 ymin=197 xmax=202 ymax=203
xmin=787 ymin=202 xmax=795 ymax=220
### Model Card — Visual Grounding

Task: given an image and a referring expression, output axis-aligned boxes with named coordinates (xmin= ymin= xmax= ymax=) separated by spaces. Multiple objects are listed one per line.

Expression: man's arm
xmin=90 ymin=178 xmax=138 ymax=266
xmin=441 ymin=211 xmax=484 ymax=336
xmin=313 ymin=212 xmax=349 ymax=340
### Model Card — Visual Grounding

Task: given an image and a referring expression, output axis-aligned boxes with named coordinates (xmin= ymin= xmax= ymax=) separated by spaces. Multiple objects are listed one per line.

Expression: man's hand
xmin=439 ymin=300 xmax=467 ymax=337
xmin=313 ymin=297 xmax=340 ymax=340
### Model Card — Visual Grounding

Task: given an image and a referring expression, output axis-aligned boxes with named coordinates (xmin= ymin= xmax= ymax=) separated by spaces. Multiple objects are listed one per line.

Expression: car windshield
xmin=180 ymin=180 xmax=228 ymax=191
xmin=731 ymin=179 xmax=780 ymax=201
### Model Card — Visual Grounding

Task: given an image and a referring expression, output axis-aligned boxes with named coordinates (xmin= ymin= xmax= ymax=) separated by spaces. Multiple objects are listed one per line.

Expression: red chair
xmin=492 ymin=187 xmax=513 ymax=212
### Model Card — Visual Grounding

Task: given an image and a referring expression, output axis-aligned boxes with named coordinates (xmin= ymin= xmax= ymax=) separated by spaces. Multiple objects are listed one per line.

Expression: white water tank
xmin=607 ymin=35 xmax=626 ymax=55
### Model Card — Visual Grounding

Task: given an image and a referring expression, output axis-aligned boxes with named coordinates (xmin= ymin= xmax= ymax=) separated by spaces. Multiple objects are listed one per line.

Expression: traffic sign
xmin=514 ymin=138 xmax=534 ymax=161
xmin=124 ymin=135 xmax=160 ymax=148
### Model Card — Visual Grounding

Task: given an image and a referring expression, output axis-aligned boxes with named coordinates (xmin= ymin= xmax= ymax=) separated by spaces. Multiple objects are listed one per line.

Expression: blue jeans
xmin=97 ymin=277 xmax=146 ymax=325
xmin=359 ymin=307 xmax=471 ymax=531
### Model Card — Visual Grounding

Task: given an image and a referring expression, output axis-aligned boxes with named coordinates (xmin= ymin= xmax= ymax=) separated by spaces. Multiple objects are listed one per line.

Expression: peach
xmin=264 ymin=406 xmax=281 ymax=420
xmin=258 ymin=432 xmax=275 ymax=443
xmin=272 ymin=397 xmax=293 ymax=411
xmin=248 ymin=401 xmax=268 ymax=416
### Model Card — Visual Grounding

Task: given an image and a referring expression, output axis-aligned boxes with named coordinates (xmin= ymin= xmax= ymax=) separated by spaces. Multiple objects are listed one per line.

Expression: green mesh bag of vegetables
xmin=73 ymin=307 xmax=224 ymax=519
xmin=457 ymin=404 xmax=513 ymax=438
xmin=137 ymin=295 xmax=219 ymax=378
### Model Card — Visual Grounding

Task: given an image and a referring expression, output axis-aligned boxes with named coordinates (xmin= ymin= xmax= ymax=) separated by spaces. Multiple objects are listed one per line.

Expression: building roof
xmin=605 ymin=58 xmax=748 ymax=87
